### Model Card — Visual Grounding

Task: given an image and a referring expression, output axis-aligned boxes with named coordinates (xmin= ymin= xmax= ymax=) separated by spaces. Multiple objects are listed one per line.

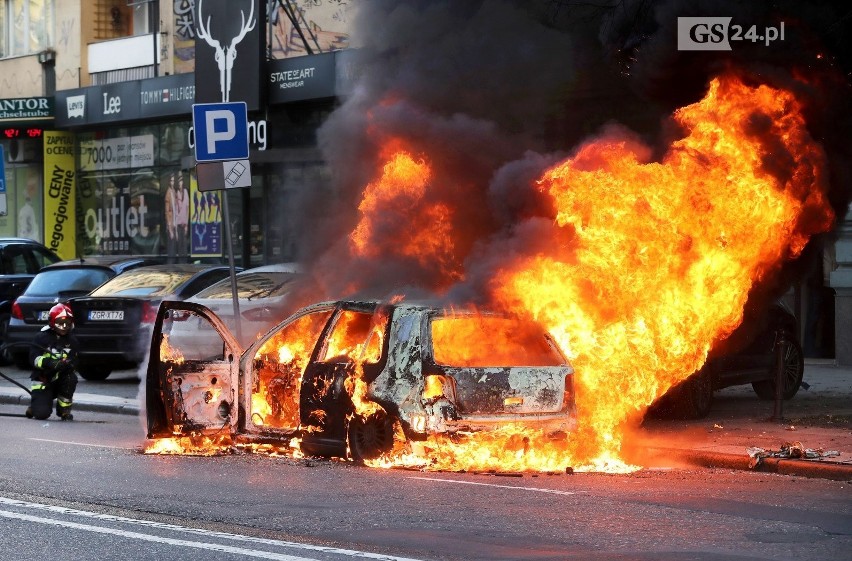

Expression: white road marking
xmin=0 ymin=497 xmax=425 ymax=561
xmin=408 ymin=476 xmax=581 ymax=496
xmin=29 ymin=438 xmax=134 ymax=450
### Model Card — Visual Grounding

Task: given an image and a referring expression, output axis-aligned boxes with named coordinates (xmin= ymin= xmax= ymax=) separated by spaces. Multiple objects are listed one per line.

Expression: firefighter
xmin=26 ymin=303 xmax=79 ymax=421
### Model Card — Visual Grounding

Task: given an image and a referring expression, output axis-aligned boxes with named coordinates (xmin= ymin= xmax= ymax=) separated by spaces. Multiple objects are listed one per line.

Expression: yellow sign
xmin=43 ymin=131 xmax=76 ymax=259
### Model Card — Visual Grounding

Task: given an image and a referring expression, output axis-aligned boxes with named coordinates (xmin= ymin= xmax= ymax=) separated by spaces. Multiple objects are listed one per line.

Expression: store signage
xmin=55 ymin=74 xmax=196 ymax=127
xmin=194 ymin=0 xmax=263 ymax=110
xmin=139 ymin=73 xmax=196 ymax=118
xmin=0 ymin=97 xmax=53 ymax=121
xmin=268 ymin=52 xmax=336 ymax=104
xmin=79 ymin=135 xmax=155 ymax=172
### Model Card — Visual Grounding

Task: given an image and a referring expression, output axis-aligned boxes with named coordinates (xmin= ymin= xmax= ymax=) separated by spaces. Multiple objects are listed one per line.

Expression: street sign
xmin=196 ymin=160 xmax=252 ymax=192
xmin=192 ymin=102 xmax=249 ymax=162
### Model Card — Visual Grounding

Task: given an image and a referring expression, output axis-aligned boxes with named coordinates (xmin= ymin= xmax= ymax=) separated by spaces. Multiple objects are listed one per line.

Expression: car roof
xmin=125 ymin=263 xmax=229 ymax=273
xmin=40 ymin=257 xmax=161 ymax=273
xmin=0 ymin=237 xmax=57 ymax=251
xmin=236 ymin=262 xmax=302 ymax=275
xmin=0 ymin=237 xmax=48 ymax=245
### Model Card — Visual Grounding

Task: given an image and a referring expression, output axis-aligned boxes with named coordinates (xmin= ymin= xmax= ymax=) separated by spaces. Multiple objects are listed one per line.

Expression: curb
xmin=0 ymin=391 xmax=141 ymax=417
xmin=659 ymin=447 xmax=852 ymax=482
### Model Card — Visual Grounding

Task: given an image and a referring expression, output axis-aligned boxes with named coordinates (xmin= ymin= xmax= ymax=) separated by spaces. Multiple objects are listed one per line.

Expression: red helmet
xmin=49 ymin=303 xmax=74 ymax=333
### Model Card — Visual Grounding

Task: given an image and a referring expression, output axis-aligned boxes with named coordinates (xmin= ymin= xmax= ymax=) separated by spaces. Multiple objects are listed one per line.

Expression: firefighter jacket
xmin=29 ymin=329 xmax=80 ymax=382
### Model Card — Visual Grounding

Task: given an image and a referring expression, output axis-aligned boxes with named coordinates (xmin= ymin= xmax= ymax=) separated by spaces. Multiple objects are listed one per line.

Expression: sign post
xmin=192 ymin=101 xmax=251 ymax=343
xmin=0 ymin=145 xmax=6 ymax=216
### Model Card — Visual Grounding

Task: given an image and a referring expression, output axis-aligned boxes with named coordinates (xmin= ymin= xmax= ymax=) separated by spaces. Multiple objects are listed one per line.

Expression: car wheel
xmin=347 ymin=410 xmax=396 ymax=464
xmin=752 ymin=336 xmax=804 ymax=400
xmin=0 ymin=313 xmax=12 ymax=366
xmin=79 ymin=367 xmax=112 ymax=381
xmin=676 ymin=368 xmax=714 ymax=419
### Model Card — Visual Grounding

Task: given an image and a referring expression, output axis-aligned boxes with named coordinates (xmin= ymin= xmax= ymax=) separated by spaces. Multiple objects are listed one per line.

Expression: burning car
xmin=146 ymin=299 xmax=577 ymax=462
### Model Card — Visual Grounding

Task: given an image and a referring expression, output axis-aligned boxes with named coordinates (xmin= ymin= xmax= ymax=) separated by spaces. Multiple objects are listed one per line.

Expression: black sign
xmin=194 ymin=0 xmax=263 ymax=110
xmin=91 ymin=82 xmax=141 ymax=124
xmin=139 ymin=74 xmax=196 ymax=118
xmin=55 ymin=74 xmax=196 ymax=127
xmin=268 ymin=52 xmax=336 ymax=104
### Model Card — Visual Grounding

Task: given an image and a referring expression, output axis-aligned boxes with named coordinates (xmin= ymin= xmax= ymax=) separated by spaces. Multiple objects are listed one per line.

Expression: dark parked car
xmin=147 ymin=299 xmax=577 ymax=462
xmin=3 ymin=257 xmax=161 ymax=368
xmin=0 ymin=238 xmax=61 ymax=363
xmin=652 ymin=301 xmax=804 ymax=419
xmin=67 ymin=264 xmax=233 ymax=380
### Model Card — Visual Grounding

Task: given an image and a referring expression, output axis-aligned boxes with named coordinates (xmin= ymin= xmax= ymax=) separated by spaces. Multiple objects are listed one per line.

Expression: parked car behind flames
xmin=651 ymin=301 xmax=805 ymax=419
xmin=174 ymin=263 xmax=302 ymax=348
xmin=67 ymin=264 xmax=233 ymax=380
xmin=147 ymin=299 xmax=577 ymax=462
xmin=3 ymin=257 xmax=161 ymax=368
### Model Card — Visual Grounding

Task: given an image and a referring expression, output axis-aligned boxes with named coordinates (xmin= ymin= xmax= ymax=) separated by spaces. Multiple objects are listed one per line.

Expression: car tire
xmin=676 ymin=368 xmax=714 ymax=419
xmin=0 ymin=313 xmax=12 ymax=366
xmin=347 ymin=410 xmax=396 ymax=464
xmin=752 ymin=336 xmax=804 ymax=401
xmin=79 ymin=367 xmax=112 ymax=381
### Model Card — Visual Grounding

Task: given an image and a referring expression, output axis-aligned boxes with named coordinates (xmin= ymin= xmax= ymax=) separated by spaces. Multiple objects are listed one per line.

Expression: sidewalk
xmin=634 ymin=360 xmax=852 ymax=480
xmin=2 ymin=362 xmax=851 ymax=480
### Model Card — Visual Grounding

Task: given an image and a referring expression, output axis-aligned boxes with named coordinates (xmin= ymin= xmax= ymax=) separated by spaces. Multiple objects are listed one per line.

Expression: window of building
xmin=0 ymin=0 xmax=54 ymax=58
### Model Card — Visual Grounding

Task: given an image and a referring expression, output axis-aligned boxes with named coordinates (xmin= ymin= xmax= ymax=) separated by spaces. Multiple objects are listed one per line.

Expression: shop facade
xmin=50 ymin=49 xmax=351 ymax=268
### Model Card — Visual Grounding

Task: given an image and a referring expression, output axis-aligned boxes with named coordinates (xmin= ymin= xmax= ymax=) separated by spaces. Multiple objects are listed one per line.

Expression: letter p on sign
xmin=193 ymin=102 xmax=249 ymax=162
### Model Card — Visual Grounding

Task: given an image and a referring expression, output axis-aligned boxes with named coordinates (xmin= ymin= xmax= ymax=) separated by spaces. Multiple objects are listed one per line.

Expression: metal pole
xmin=222 ymin=191 xmax=243 ymax=343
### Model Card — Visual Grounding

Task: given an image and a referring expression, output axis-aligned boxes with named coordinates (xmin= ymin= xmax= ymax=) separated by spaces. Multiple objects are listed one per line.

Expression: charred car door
xmin=147 ymin=301 xmax=242 ymax=439
xmin=299 ymin=304 xmax=378 ymax=455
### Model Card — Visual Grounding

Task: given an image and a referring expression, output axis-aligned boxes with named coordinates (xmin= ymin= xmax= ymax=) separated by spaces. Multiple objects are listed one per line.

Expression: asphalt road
xmin=0 ymin=406 xmax=850 ymax=561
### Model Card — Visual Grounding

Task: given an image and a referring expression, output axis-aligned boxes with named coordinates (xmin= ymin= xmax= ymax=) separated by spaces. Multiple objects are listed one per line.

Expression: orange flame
xmin=350 ymin=149 xmax=461 ymax=281
xmin=489 ymin=74 xmax=833 ymax=467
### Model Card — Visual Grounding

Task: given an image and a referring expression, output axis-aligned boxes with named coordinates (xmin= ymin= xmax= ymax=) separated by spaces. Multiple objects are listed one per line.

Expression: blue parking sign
xmin=193 ymin=102 xmax=249 ymax=162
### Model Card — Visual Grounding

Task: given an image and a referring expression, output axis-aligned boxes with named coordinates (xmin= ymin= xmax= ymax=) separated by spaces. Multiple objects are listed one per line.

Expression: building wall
xmin=55 ymin=0 xmax=81 ymax=91
xmin=0 ymin=56 xmax=44 ymax=97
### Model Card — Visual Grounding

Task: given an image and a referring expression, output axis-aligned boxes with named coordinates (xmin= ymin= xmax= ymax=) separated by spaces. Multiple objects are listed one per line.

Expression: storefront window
xmin=76 ymin=123 xmax=193 ymax=258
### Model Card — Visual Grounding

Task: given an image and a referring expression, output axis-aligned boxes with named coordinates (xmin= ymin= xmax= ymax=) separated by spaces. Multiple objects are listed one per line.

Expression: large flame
xmin=488 ymin=74 xmax=832 ymax=467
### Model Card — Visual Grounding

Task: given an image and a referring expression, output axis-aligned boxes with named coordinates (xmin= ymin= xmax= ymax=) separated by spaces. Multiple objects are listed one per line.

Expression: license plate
xmin=89 ymin=310 xmax=124 ymax=321
xmin=37 ymin=310 xmax=49 ymax=321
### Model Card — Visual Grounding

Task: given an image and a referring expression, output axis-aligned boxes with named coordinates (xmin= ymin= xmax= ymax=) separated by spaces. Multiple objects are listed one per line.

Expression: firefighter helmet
xmin=48 ymin=303 xmax=74 ymax=334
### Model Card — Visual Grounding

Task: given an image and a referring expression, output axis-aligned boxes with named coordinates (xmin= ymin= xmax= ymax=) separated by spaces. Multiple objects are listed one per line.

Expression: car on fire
xmin=146 ymin=299 xmax=577 ymax=462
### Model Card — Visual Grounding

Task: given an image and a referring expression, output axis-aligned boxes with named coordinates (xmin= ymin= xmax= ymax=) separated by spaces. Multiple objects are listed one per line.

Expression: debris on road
xmin=747 ymin=441 xmax=841 ymax=468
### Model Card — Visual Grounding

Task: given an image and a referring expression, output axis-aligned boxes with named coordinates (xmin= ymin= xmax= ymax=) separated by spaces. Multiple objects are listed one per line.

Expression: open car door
xmin=147 ymin=301 xmax=243 ymax=439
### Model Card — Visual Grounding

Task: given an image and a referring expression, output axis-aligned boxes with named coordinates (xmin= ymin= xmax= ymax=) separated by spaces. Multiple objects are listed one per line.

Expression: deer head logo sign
xmin=196 ymin=0 xmax=256 ymax=102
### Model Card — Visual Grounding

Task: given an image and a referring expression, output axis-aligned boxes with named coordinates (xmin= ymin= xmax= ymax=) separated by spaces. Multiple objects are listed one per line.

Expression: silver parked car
xmin=146 ymin=299 xmax=577 ymax=462
xmin=172 ymin=263 xmax=302 ymax=348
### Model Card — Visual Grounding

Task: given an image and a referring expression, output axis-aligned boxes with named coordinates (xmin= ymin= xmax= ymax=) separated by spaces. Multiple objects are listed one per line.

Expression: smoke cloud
xmin=290 ymin=0 xmax=851 ymax=312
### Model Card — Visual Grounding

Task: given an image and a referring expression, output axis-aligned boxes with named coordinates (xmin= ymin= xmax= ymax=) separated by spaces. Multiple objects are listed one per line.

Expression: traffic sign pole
xmin=192 ymin=101 xmax=252 ymax=344
xmin=221 ymin=191 xmax=242 ymax=344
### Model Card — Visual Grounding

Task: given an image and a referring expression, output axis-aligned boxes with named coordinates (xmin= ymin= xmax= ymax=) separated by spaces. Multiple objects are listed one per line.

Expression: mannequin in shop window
xmin=164 ymin=172 xmax=178 ymax=263
xmin=176 ymin=173 xmax=189 ymax=261
xmin=17 ymin=174 xmax=40 ymax=243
